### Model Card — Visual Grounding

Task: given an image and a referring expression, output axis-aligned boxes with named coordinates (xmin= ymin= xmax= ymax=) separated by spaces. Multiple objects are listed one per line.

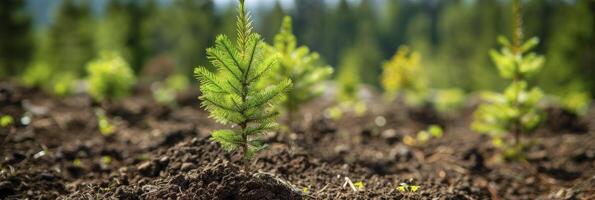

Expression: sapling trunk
xmin=511 ymin=0 xmax=523 ymax=146
xmin=240 ymin=122 xmax=249 ymax=172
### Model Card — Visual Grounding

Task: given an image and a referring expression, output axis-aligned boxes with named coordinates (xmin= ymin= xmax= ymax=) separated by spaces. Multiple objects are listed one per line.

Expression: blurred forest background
xmin=1 ymin=0 xmax=593 ymax=97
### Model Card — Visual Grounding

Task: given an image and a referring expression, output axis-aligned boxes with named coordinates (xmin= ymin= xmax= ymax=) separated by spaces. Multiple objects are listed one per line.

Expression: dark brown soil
xmin=1 ymin=81 xmax=594 ymax=200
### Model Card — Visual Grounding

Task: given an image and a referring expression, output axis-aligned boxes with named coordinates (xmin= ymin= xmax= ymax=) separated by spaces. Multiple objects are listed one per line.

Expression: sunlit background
xmin=1 ymin=0 xmax=593 ymax=96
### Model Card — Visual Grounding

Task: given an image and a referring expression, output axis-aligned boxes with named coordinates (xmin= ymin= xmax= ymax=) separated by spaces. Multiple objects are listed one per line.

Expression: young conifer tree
xmin=269 ymin=16 xmax=333 ymax=124
xmin=471 ymin=0 xmax=545 ymax=156
xmin=380 ymin=46 xmax=427 ymax=105
xmin=194 ymin=0 xmax=291 ymax=172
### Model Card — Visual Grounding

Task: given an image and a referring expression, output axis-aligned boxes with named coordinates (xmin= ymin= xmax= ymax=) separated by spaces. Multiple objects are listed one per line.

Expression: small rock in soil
xmin=181 ymin=162 xmax=196 ymax=171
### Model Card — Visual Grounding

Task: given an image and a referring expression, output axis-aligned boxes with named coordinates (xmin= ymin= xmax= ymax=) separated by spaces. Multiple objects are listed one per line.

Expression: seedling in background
xmin=95 ymin=109 xmax=114 ymax=136
xmin=353 ymin=181 xmax=365 ymax=190
xmin=21 ymin=62 xmax=52 ymax=89
xmin=51 ymin=72 xmax=77 ymax=97
xmin=472 ymin=0 xmax=544 ymax=159
xmin=432 ymin=88 xmax=466 ymax=115
xmin=194 ymin=0 xmax=291 ymax=172
xmin=404 ymin=124 xmax=443 ymax=146
xmin=326 ymin=49 xmax=366 ymax=120
xmin=397 ymin=182 xmax=420 ymax=193
xmin=559 ymin=91 xmax=591 ymax=116
xmin=101 ymin=155 xmax=112 ymax=165
xmin=86 ymin=51 xmax=136 ymax=102
xmin=381 ymin=46 xmax=428 ymax=106
xmin=268 ymin=16 xmax=333 ymax=124
xmin=1 ymin=115 xmax=14 ymax=127
xmin=152 ymin=74 xmax=190 ymax=106
xmin=22 ymin=62 xmax=78 ymax=97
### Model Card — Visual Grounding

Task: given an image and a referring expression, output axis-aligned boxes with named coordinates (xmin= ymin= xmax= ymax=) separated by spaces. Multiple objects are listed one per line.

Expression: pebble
xmin=181 ymin=162 xmax=196 ymax=171
xmin=137 ymin=161 xmax=153 ymax=176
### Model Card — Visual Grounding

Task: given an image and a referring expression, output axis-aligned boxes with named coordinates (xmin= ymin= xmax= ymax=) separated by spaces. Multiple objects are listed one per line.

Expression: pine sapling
xmin=194 ymin=0 xmax=291 ymax=172
xmin=326 ymin=48 xmax=366 ymax=119
xmin=380 ymin=46 xmax=427 ymax=106
xmin=269 ymin=16 xmax=333 ymax=124
xmin=471 ymin=0 xmax=545 ymax=158
xmin=86 ymin=51 xmax=136 ymax=102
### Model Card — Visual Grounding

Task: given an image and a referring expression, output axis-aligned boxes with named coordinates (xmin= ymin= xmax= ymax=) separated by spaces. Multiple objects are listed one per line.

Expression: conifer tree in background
xmin=269 ymin=16 xmax=333 ymax=125
xmin=143 ymin=0 xmax=216 ymax=75
xmin=45 ymin=0 xmax=95 ymax=75
xmin=472 ymin=0 xmax=545 ymax=158
xmin=381 ymin=46 xmax=427 ymax=105
xmin=95 ymin=0 xmax=133 ymax=62
xmin=0 ymin=0 xmax=32 ymax=77
xmin=292 ymin=0 xmax=329 ymax=64
xmin=96 ymin=0 xmax=155 ymax=71
xmin=326 ymin=48 xmax=366 ymax=119
xmin=260 ymin=1 xmax=285 ymax=41
xmin=86 ymin=52 xmax=136 ymax=102
xmin=21 ymin=0 xmax=94 ymax=95
xmin=195 ymin=0 xmax=291 ymax=172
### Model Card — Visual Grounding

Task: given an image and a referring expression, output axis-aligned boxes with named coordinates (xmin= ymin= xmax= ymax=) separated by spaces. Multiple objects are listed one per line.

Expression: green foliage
xmin=404 ymin=124 xmax=443 ymax=146
xmin=268 ymin=16 xmax=333 ymax=119
xmin=559 ymin=91 xmax=591 ymax=116
xmin=152 ymin=74 xmax=190 ymax=106
xmin=0 ymin=115 xmax=14 ymax=128
xmin=490 ymin=37 xmax=544 ymax=79
xmin=21 ymin=61 xmax=77 ymax=97
xmin=472 ymin=32 xmax=545 ymax=152
xmin=397 ymin=182 xmax=420 ymax=193
xmin=472 ymin=81 xmax=544 ymax=137
xmin=194 ymin=0 xmax=291 ymax=169
xmin=327 ymin=48 xmax=366 ymax=119
xmin=86 ymin=52 xmax=136 ymax=101
xmin=21 ymin=61 xmax=52 ymax=88
xmin=95 ymin=109 xmax=114 ymax=136
xmin=0 ymin=0 xmax=32 ymax=77
xmin=45 ymin=0 xmax=95 ymax=75
xmin=381 ymin=46 xmax=428 ymax=106
xmin=51 ymin=72 xmax=77 ymax=97
xmin=143 ymin=0 xmax=216 ymax=74
xmin=432 ymin=88 xmax=466 ymax=114
xmin=101 ymin=155 xmax=112 ymax=165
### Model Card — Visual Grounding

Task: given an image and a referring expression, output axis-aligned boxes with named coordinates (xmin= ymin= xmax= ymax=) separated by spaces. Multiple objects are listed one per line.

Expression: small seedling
xmin=86 ymin=51 xmax=136 ymax=102
xmin=0 ymin=115 xmax=14 ymax=127
xmin=354 ymin=181 xmax=365 ymax=190
xmin=559 ymin=91 xmax=591 ymax=116
xmin=472 ymin=0 xmax=545 ymax=158
xmin=152 ymin=74 xmax=190 ymax=106
xmin=404 ymin=124 xmax=443 ymax=146
xmin=194 ymin=0 xmax=291 ymax=172
xmin=21 ymin=62 xmax=52 ymax=89
xmin=51 ymin=72 xmax=77 ymax=97
xmin=327 ymin=50 xmax=366 ymax=119
xmin=101 ymin=155 xmax=112 ymax=165
xmin=381 ymin=46 xmax=428 ymax=106
xmin=73 ymin=158 xmax=82 ymax=167
xmin=95 ymin=109 xmax=114 ymax=136
xmin=268 ymin=16 xmax=333 ymax=123
xmin=432 ymin=88 xmax=466 ymax=115
xmin=397 ymin=182 xmax=420 ymax=193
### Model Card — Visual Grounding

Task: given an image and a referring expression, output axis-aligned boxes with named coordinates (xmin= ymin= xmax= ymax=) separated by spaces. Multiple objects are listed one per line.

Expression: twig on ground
xmin=342 ymin=177 xmax=358 ymax=192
